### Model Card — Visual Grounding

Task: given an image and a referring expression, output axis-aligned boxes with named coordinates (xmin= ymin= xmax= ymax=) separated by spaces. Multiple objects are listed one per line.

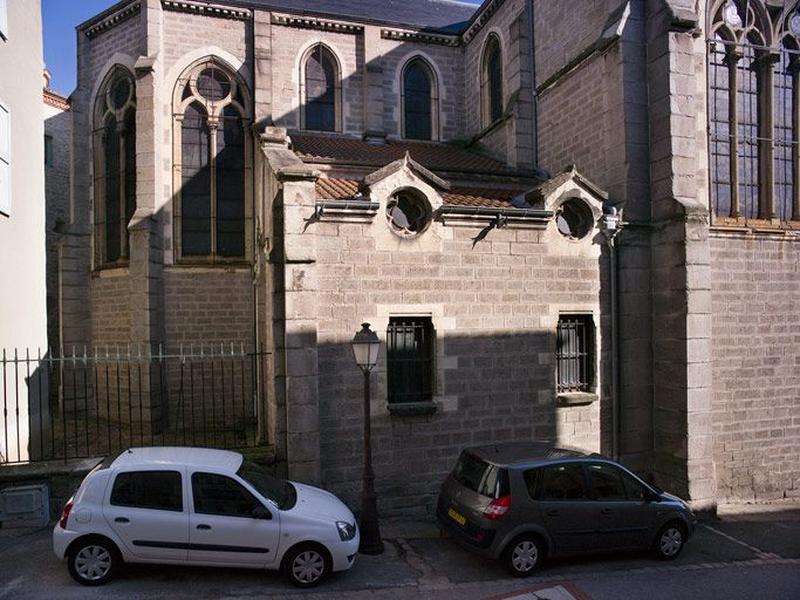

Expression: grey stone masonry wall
xmin=710 ymin=233 xmax=800 ymax=502
xmin=646 ymin=0 xmax=716 ymax=509
xmin=463 ymin=0 xmax=535 ymax=170
xmin=310 ymin=192 xmax=607 ymax=515
xmin=45 ymin=102 xmax=72 ymax=352
xmin=162 ymin=270 xmax=255 ymax=350
xmin=534 ymin=0 xmax=654 ymax=471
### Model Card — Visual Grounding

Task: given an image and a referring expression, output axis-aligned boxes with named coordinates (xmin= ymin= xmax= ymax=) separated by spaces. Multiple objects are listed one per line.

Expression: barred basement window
xmin=556 ymin=315 xmax=595 ymax=394
xmin=387 ymin=317 xmax=435 ymax=404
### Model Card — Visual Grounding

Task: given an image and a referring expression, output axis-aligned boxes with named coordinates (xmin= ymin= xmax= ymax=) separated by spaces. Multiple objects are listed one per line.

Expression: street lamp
xmin=351 ymin=322 xmax=384 ymax=555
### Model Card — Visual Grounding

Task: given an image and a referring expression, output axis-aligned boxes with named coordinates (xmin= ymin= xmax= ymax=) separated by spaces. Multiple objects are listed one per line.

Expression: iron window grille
xmin=556 ymin=315 xmax=595 ymax=394
xmin=386 ymin=317 xmax=435 ymax=404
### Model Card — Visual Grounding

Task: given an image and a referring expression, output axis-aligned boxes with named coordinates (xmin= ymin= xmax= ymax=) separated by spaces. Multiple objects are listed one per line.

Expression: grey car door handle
xmin=196 ymin=524 xmax=211 ymax=530
xmin=114 ymin=517 xmax=130 ymax=523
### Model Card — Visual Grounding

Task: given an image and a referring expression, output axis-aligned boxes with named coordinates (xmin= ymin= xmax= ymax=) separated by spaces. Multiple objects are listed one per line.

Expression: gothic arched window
xmin=402 ymin=58 xmax=438 ymax=140
xmin=481 ymin=35 xmax=504 ymax=127
xmin=708 ymin=0 xmax=800 ymax=222
xmin=775 ymin=30 xmax=800 ymax=222
xmin=173 ymin=59 xmax=251 ymax=261
xmin=93 ymin=67 xmax=136 ymax=265
xmin=302 ymin=44 xmax=340 ymax=132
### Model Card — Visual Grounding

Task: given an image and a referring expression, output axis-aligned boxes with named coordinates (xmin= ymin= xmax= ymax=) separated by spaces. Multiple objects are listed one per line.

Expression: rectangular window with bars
xmin=386 ymin=317 xmax=435 ymax=404
xmin=556 ymin=315 xmax=595 ymax=394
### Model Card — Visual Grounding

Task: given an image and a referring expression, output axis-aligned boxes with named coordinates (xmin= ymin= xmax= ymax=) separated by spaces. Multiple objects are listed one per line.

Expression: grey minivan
xmin=436 ymin=443 xmax=696 ymax=576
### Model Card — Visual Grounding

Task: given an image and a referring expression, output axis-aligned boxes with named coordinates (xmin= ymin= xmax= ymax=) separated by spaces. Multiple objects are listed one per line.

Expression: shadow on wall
xmin=314 ymin=328 xmax=593 ymax=519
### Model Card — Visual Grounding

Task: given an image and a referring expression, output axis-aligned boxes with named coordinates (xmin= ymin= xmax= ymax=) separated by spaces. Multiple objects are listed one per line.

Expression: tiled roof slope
xmin=292 ymin=134 xmax=517 ymax=176
xmin=245 ymin=0 xmax=477 ymax=33
xmin=316 ymin=177 xmax=523 ymax=208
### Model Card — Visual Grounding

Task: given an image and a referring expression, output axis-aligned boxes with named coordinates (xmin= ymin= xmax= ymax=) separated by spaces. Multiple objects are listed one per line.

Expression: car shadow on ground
xmin=406 ymin=519 xmax=762 ymax=585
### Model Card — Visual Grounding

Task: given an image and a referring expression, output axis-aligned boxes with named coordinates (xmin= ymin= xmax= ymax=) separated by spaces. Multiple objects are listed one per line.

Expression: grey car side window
xmin=532 ymin=464 xmax=588 ymax=501
xmin=586 ymin=463 xmax=627 ymax=501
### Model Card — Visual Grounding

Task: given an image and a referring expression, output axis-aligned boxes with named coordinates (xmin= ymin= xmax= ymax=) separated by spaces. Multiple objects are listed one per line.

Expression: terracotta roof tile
xmin=315 ymin=177 xmax=524 ymax=208
xmin=292 ymin=134 xmax=517 ymax=176
xmin=316 ymin=177 xmax=360 ymax=199
xmin=443 ymin=188 xmax=518 ymax=208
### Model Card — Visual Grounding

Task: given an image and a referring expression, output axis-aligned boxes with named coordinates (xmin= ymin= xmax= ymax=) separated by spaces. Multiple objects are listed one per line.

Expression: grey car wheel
xmin=285 ymin=545 xmax=329 ymax=588
xmin=504 ymin=536 xmax=542 ymax=577
xmin=67 ymin=539 xmax=117 ymax=586
xmin=656 ymin=523 xmax=685 ymax=560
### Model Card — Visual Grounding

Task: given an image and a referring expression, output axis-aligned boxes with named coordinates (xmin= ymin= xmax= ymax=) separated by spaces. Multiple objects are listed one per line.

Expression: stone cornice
xmin=43 ymin=89 xmax=71 ymax=111
xmin=380 ymin=28 xmax=460 ymax=48
xmin=271 ymin=12 xmax=363 ymax=34
xmin=462 ymin=0 xmax=506 ymax=44
xmin=161 ymin=0 xmax=251 ymax=20
xmin=84 ymin=1 xmax=141 ymax=39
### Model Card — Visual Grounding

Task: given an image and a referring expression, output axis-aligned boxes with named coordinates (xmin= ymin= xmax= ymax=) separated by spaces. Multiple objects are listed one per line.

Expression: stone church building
xmin=52 ymin=0 xmax=800 ymax=515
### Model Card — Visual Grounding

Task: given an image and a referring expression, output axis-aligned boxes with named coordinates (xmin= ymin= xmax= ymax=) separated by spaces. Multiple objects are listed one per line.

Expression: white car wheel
xmin=67 ymin=539 xmax=117 ymax=586
xmin=286 ymin=545 xmax=329 ymax=588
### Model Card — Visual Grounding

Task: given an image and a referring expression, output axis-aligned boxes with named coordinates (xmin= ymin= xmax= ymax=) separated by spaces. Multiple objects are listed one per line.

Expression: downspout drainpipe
xmin=602 ymin=210 xmax=622 ymax=460
xmin=527 ymin=0 xmax=539 ymax=166
xmin=609 ymin=238 xmax=620 ymax=460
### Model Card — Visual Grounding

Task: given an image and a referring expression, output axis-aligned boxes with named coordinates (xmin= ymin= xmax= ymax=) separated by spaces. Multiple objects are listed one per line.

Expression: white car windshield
xmin=237 ymin=460 xmax=297 ymax=510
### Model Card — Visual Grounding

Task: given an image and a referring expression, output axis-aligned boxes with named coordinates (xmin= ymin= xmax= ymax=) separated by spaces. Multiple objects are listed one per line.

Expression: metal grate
xmin=0 ymin=345 xmax=270 ymax=465
xmin=386 ymin=318 xmax=434 ymax=404
xmin=556 ymin=316 xmax=594 ymax=394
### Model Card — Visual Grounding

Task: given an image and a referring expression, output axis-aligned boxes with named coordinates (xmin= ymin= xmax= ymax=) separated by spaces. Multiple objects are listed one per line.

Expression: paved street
xmin=1 ymin=505 xmax=798 ymax=600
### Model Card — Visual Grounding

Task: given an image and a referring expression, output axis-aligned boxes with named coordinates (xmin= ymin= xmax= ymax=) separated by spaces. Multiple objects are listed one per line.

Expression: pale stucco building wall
xmin=0 ymin=0 xmax=47 ymax=462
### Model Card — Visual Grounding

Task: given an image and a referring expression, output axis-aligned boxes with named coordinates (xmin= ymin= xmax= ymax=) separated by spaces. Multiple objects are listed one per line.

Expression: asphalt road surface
xmin=0 ymin=505 xmax=798 ymax=600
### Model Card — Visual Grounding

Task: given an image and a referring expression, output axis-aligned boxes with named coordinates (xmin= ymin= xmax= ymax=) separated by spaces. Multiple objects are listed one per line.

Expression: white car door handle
xmin=196 ymin=524 xmax=211 ymax=530
xmin=114 ymin=517 xmax=130 ymax=524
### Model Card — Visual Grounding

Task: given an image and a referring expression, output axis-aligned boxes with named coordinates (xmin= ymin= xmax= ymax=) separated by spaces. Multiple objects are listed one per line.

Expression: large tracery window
xmin=93 ymin=67 xmax=136 ymax=265
xmin=708 ymin=0 xmax=800 ymax=223
xmin=173 ymin=60 xmax=251 ymax=262
xmin=402 ymin=58 xmax=438 ymax=140
xmin=301 ymin=44 xmax=340 ymax=132
xmin=481 ymin=34 xmax=504 ymax=128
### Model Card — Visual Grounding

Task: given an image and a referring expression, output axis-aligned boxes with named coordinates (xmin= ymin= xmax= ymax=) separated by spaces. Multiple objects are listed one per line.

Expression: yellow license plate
xmin=448 ymin=507 xmax=466 ymax=526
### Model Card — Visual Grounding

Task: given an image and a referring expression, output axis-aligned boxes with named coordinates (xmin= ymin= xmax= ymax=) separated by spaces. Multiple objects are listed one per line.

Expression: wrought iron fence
xmin=0 ymin=344 xmax=270 ymax=465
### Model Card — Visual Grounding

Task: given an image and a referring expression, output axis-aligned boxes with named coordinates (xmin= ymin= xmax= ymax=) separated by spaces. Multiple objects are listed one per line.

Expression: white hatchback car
xmin=53 ymin=447 xmax=359 ymax=587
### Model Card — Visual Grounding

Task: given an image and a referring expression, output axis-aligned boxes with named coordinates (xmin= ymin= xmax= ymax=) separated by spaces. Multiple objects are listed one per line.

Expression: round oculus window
xmin=386 ymin=190 xmax=432 ymax=238
xmin=555 ymin=199 xmax=594 ymax=241
xmin=196 ymin=68 xmax=231 ymax=101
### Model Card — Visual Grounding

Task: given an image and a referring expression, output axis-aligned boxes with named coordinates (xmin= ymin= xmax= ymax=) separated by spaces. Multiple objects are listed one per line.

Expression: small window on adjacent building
xmin=556 ymin=314 xmax=595 ymax=394
xmin=0 ymin=101 xmax=9 ymax=215
xmin=110 ymin=471 xmax=183 ymax=512
xmin=44 ymin=134 xmax=53 ymax=166
xmin=387 ymin=317 xmax=435 ymax=404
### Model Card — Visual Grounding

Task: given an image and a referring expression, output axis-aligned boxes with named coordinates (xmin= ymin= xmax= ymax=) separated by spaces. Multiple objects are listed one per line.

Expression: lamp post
xmin=351 ymin=322 xmax=384 ymax=555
